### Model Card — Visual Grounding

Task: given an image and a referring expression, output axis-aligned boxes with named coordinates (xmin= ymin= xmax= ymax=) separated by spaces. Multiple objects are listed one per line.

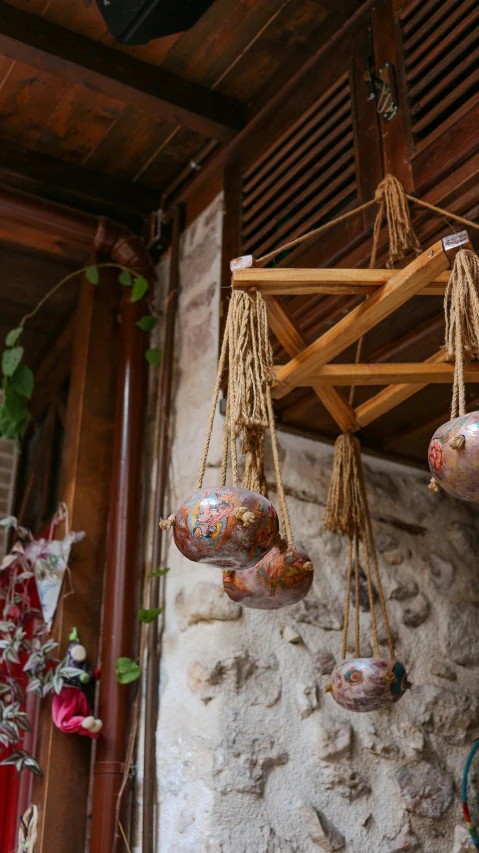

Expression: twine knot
xmin=303 ymin=561 xmax=313 ymax=571
xmin=234 ymin=506 xmax=256 ymax=526
xmin=428 ymin=477 xmax=441 ymax=494
xmin=159 ymin=515 xmax=175 ymax=530
xmin=450 ymin=434 xmax=466 ymax=450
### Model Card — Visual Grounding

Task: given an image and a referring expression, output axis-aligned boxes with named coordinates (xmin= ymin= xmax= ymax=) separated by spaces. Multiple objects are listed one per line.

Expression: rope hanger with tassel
xmin=428 ymin=246 xmax=479 ymax=502
xmin=163 ymin=282 xmax=313 ymax=610
xmin=321 ymin=176 xmax=416 ymax=713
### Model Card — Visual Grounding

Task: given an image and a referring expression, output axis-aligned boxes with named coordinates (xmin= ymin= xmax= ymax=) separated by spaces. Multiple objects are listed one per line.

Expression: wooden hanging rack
xmin=231 ymin=230 xmax=473 ymax=434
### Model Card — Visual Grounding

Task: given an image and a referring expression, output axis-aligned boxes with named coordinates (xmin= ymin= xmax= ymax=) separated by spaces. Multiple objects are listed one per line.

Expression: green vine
xmin=0 ymin=264 xmax=162 ymax=446
xmin=115 ymin=566 xmax=170 ymax=684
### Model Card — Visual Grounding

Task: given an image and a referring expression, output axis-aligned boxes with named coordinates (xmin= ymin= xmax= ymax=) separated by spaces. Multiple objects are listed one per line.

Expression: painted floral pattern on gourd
xmin=428 ymin=411 xmax=479 ymax=502
xmin=326 ymin=657 xmax=411 ymax=712
xmin=173 ymin=486 xmax=278 ymax=569
xmin=223 ymin=544 xmax=313 ymax=610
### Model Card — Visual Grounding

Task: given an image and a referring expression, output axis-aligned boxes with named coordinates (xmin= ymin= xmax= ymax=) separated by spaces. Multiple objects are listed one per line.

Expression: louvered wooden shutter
xmin=399 ymin=0 xmax=479 ymax=148
xmin=239 ymin=75 xmax=358 ymax=266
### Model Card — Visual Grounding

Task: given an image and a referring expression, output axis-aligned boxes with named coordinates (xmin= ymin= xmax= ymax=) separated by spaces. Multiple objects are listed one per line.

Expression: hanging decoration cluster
xmin=322 ymin=433 xmax=410 ymax=712
xmin=165 ymin=288 xmax=314 ymax=610
xmin=428 ymin=246 xmax=479 ymax=502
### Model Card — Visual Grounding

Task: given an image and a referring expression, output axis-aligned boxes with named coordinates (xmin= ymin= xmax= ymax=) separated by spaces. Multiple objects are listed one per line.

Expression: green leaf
xmin=136 ymin=315 xmax=158 ymax=332
xmin=131 ymin=276 xmax=149 ymax=302
xmin=2 ymin=347 xmax=24 ymax=378
xmin=5 ymin=328 xmax=22 ymax=348
xmin=85 ymin=265 xmax=99 ymax=285
xmin=118 ymin=270 xmax=133 ymax=286
xmin=150 ymin=567 xmax=170 ymax=578
xmin=11 ymin=364 xmax=34 ymax=399
xmin=0 ymin=404 xmax=18 ymax=440
xmin=145 ymin=348 xmax=162 ymax=367
xmin=138 ymin=607 xmax=162 ymax=624
xmin=116 ymin=657 xmax=137 ymax=674
xmin=115 ymin=657 xmax=141 ymax=685
xmin=117 ymin=667 xmax=141 ymax=685
xmin=3 ymin=382 xmax=29 ymax=422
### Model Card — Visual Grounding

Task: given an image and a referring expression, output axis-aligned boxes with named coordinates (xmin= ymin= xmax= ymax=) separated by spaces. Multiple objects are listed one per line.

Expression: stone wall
xmin=144 ymin=195 xmax=479 ymax=853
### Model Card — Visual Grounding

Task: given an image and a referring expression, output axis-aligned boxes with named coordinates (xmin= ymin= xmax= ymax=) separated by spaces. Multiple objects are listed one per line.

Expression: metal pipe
xmin=90 ymin=283 xmax=149 ymax=853
xmin=142 ymin=204 xmax=182 ymax=853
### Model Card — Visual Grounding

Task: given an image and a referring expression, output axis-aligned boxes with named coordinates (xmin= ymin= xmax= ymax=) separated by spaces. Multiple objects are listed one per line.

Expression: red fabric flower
xmin=428 ymin=439 xmax=443 ymax=472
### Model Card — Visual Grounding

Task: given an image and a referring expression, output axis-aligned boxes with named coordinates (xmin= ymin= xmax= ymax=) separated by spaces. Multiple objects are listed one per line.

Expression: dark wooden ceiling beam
xmin=0 ymin=2 xmax=245 ymax=142
xmin=0 ymin=140 xmax=158 ymax=227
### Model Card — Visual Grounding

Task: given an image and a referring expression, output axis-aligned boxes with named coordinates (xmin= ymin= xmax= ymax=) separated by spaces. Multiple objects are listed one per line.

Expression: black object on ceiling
xmin=95 ymin=0 xmax=214 ymax=45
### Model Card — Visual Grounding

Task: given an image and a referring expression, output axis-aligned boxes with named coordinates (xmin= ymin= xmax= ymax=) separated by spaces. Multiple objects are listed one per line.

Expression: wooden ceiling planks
xmin=204 ymin=0 xmax=331 ymax=101
xmin=0 ymin=2 xmax=245 ymax=141
xmin=0 ymin=0 xmax=375 ymax=211
xmin=85 ymin=110 xmax=177 ymax=180
xmin=156 ymin=0 xmax=296 ymax=89
xmin=0 ymin=60 xmax=70 ymax=145
xmin=34 ymin=84 xmax=124 ymax=164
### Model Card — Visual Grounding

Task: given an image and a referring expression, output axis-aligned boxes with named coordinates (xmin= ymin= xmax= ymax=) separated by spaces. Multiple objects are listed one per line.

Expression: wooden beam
xmin=0 ymin=2 xmax=245 ymax=142
xmin=0 ymin=139 xmax=158 ymax=226
xmin=289 ymin=360 xmax=479 ymax=386
xmin=273 ymin=239 xmax=453 ymax=398
xmin=354 ymin=351 xmax=447 ymax=428
xmin=233 ymin=267 xmax=450 ymax=296
xmin=267 ymin=296 xmax=358 ymax=432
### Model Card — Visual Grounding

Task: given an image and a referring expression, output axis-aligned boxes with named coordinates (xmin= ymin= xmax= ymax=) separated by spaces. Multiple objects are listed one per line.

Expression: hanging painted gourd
xmin=173 ymin=486 xmax=278 ymax=569
xmin=323 ymin=433 xmax=410 ymax=713
xmin=325 ymin=658 xmax=410 ymax=713
xmin=428 ymin=245 xmax=479 ymax=503
xmin=428 ymin=411 xmax=479 ymax=502
xmin=223 ymin=543 xmax=313 ymax=609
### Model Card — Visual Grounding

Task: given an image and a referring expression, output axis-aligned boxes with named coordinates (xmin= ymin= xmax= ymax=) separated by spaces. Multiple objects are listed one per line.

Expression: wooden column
xmin=32 ymin=268 xmax=120 ymax=853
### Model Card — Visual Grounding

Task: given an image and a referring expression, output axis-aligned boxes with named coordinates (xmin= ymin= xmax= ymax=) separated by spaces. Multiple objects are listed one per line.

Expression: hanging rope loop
xmin=444 ymin=248 xmax=479 ymax=419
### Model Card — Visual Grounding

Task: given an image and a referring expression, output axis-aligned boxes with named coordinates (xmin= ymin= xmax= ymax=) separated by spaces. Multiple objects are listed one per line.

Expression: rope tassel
xmin=371 ymin=174 xmax=421 ymax=269
xmin=323 ymin=433 xmax=395 ymax=661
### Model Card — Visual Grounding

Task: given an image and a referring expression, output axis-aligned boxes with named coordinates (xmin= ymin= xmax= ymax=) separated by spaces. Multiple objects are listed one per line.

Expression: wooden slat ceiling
xmin=0 ymin=0 xmax=365 ymax=225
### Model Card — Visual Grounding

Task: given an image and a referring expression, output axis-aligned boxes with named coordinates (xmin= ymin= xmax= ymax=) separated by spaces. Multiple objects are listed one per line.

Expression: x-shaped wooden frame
xmin=231 ymin=231 xmax=474 ymax=433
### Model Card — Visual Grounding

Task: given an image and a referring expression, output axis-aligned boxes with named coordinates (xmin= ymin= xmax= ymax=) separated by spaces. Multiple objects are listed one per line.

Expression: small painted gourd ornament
xmin=326 ymin=657 xmax=411 ymax=712
xmin=428 ymin=411 xmax=479 ymax=502
xmin=222 ymin=543 xmax=313 ymax=609
xmin=173 ymin=486 xmax=279 ymax=569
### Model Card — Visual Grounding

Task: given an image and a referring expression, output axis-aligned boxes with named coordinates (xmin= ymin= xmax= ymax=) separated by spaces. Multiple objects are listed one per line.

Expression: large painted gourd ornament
xmin=326 ymin=658 xmax=411 ymax=712
xmin=428 ymin=411 xmax=479 ymax=502
xmin=222 ymin=544 xmax=313 ymax=610
xmin=173 ymin=486 xmax=279 ymax=569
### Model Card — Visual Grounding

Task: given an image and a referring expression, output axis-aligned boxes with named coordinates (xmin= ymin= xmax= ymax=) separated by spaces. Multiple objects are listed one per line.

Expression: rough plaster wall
xmin=146 ymin=195 xmax=479 ymax=853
